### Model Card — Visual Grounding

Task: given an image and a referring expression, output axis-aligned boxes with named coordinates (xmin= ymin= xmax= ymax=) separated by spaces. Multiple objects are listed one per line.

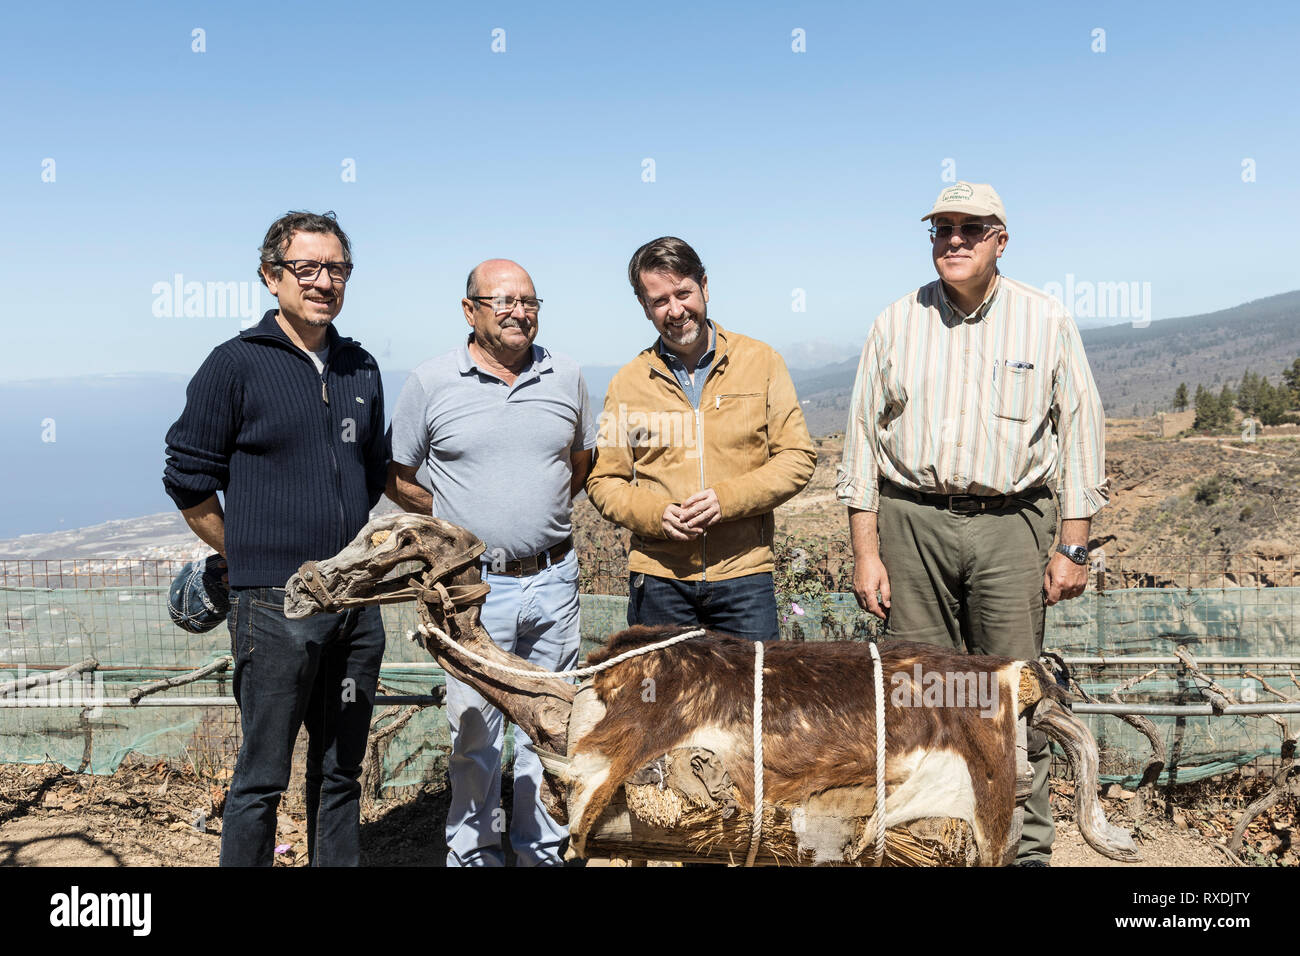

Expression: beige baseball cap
xmin=922 ymin=181 xmax=1007 ymax=228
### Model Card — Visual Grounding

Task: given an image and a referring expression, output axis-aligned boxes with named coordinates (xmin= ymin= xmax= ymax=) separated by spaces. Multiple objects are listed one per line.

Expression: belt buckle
xmin=949 ymin=495 xmax=976 ymax=514
xmin=519 ymin=553 xmax=541 ymax=576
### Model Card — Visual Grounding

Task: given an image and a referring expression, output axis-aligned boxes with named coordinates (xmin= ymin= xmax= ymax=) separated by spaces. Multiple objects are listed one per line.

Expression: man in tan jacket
xmin=587 ymin=237 xmax=816 ymax=639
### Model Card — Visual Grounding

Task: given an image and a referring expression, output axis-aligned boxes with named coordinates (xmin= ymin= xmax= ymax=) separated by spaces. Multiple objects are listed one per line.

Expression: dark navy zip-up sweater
xmin=163 ymin=310 xmax=388 ymax=588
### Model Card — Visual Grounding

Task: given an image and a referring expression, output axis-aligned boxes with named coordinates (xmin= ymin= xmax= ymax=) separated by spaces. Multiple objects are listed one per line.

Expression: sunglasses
xmin=928 ymin=222 xmax=1002 ymax=241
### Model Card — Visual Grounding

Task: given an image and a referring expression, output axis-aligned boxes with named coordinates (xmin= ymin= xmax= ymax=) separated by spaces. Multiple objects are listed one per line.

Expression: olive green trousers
xmin=878 ymin=480 xmax=1059 ymax=863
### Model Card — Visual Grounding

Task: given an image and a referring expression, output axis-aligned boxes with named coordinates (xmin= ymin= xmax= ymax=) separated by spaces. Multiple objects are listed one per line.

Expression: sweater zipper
xmin=319 ymin=363 xmax=346 ymax=552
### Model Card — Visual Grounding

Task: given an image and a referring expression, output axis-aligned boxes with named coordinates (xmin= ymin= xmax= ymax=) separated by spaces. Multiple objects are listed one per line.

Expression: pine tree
xmin=1193 ymin=384 xmax=1216 ymax=430
xmin=1257 ymin=379 xmax=1288 ymax=426
xmin=1282 ymin=357 xmax=1300 ymax=407
xmin=1218 ymin=385 xmax=1236 ymax=425
xmin=1236 ymin=370 xmax=1260 ymax=413
xmin=1173 ymin=382 xmax=1188 ymax=411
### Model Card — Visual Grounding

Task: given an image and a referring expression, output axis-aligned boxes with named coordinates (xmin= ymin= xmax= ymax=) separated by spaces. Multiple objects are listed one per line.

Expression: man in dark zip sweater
xmin=163 ymin=211 xmax=388 ymax=866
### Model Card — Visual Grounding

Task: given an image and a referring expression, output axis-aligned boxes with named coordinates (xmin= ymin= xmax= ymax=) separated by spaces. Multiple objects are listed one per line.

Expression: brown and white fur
xmin=284 ymin=514 xmax=1139 ymax=865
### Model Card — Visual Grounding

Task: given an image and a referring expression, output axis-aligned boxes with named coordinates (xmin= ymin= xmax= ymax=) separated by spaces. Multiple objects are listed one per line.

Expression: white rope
xmin=870 ymin=640 xmax=886 ymax=865
xmin=744 ymin=639 xmax=765 ymax=867
xmin=412 ymin=624 xmax=706 ymax=681
xmin=417 ymin=620 xmax=879 ymax=867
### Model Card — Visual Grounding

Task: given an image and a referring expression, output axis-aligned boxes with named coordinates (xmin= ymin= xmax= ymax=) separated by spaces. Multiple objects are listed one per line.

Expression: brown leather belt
xmin=484 ymin=535 xmax=574 ymax=577
xmin=887 ymin=481 xmax=1049 ymax=515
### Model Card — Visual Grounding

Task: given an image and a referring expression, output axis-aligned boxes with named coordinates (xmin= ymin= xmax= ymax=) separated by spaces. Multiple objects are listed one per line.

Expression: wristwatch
xmin=1056 ymin=544 xmax=1089 ymax=565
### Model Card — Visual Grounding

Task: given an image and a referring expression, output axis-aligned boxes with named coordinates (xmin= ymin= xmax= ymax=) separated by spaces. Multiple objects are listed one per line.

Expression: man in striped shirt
xmin=835 ymin=182 xmax=1108 ymax=866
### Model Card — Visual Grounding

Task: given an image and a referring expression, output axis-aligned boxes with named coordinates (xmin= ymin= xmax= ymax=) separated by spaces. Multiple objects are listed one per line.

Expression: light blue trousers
xmin=444 ymin=550 xmax=581 ymax=866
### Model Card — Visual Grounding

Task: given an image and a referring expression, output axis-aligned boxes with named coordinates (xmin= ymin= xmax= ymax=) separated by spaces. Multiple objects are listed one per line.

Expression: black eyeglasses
xmin=470 ymin=295 xmax=542 ymax=315
xmin=928 ymin=222 xmax=1002 ymax=242
xmin=276 ymin=259 xmax=354 ymax=283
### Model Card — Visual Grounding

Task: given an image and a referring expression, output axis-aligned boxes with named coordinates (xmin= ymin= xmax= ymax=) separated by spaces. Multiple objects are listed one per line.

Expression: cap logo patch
xmin=941 ymin=183 xmax=974 ymax=202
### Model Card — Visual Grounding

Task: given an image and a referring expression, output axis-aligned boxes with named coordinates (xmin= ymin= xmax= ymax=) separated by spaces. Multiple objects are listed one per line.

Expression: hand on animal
xmin=852 ymin=554 xmax=891 ymax=619
xmin=662 ymin=503 xmax=701 ymax=540
xmin=680 ymin=488 xmax=722 ymax=532
xmin=1043 ymin=552 xmax=1087 ymax=605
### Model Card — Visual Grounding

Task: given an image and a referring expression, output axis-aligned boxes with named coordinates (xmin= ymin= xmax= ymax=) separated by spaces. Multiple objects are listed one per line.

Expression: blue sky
xmin=1 ymin=0 xmax=1297 ymax=381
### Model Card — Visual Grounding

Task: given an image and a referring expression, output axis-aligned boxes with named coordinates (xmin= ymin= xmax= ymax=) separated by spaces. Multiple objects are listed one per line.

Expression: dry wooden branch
xmin=0 ymin=658 xmax=98 ymax=696
xmin=1228 ymin=741 xmax=1297 ymax=854
xmin=1176 ymin=646 xmax=1289 ymax=735
xmin=1243 ymin=670 xmax=1300 ymax=704
xmin=127 ymin=656 xmax=232 ymax=705
xmin=1174 ymin=646 xmax=1233 ymax=713
xmin=1210 ymin=841 xmax=1243 ymax=867
xmin=1108 ymin=665 xmax=1167 ymax=804
xmin=363 ymin=705 xmax=425 ymax=801
xmin=1170 ymin=651 xmax=1299 ymax=856
xmin=1113 ymin=667 xmax=1159 ymax=695
xmin=1066 ymin=674 xmax=1165 ymax=807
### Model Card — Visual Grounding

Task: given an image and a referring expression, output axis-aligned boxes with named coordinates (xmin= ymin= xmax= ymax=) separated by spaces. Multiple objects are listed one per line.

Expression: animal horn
xmin=1031 ymin=695 xmax=1141 ymax=862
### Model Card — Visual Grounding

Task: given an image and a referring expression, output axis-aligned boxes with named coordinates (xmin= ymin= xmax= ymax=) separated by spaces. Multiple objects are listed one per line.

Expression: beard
xmin=662 ymin=308 xmax=705 ymax=347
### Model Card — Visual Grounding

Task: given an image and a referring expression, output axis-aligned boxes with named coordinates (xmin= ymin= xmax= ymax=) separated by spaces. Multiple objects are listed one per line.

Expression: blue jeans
xmin=444 ymin=549 xmax=581 ymax=866
xmin=627 ymin=571 xmax=779 ymax=641
xmin=220 ymin=587 xmax=385 ymax=867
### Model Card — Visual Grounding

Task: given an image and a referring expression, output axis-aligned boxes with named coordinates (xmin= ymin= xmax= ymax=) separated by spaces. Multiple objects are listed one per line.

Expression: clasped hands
xmin=661 ymin=489 xmax=722 ymax=540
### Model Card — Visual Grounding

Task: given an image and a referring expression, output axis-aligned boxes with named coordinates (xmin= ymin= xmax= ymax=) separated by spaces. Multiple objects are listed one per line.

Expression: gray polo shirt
xmin=391 ymin=341 xmax=596 ymax=561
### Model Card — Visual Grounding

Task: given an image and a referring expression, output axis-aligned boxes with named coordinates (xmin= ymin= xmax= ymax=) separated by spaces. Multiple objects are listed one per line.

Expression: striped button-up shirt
xmin=835 ymin=275 xmax=1108 ymax=520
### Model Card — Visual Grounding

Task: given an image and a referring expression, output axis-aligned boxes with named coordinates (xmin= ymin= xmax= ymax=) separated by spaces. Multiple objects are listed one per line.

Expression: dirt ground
xmin=1 ymin=759 xmax=1291 ymax=868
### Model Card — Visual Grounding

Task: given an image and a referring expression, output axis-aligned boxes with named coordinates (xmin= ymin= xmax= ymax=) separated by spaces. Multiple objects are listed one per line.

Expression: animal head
xmin=284 ymin=513 xmax=486 ymax=619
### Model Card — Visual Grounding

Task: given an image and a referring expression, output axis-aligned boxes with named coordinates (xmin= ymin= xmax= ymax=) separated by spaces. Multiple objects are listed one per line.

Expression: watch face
xmin=1060 ymin=546 xmax=1088 ymax=565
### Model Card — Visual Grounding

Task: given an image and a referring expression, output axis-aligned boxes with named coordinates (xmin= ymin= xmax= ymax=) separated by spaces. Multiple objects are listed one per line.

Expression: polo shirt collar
xmin=458 ymin=338 xmax=551 ymax=378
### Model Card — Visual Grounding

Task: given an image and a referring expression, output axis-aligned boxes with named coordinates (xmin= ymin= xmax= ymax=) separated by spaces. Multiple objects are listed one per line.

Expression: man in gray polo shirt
xmin=387 ymin=258 xmax=595 ymax=866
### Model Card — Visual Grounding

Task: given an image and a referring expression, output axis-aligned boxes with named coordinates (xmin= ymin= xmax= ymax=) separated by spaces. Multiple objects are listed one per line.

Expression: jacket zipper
xmin=651 ymin=362 xmax=713 ymax=581
xmin=694 ymin=405 xmax=707 ymax=580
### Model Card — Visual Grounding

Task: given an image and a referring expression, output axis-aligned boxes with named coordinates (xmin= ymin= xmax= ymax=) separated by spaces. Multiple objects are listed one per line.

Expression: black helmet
xmin=167 ymin=554 xmax=230 ymax=633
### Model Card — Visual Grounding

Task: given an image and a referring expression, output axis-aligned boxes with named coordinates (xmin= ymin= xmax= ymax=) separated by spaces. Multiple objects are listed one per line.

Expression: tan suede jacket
xmin=586 ymin=323 xmax=816 ymax=581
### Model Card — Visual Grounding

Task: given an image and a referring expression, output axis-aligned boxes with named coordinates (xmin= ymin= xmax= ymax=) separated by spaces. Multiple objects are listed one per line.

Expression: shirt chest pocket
xmin=995 ymin=364 xmax=1036 ymax=423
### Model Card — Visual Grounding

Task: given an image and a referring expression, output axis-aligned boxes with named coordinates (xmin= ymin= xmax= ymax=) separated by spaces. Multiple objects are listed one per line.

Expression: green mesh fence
xmin=2 ymin=560 xmax=1297 ymax=790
